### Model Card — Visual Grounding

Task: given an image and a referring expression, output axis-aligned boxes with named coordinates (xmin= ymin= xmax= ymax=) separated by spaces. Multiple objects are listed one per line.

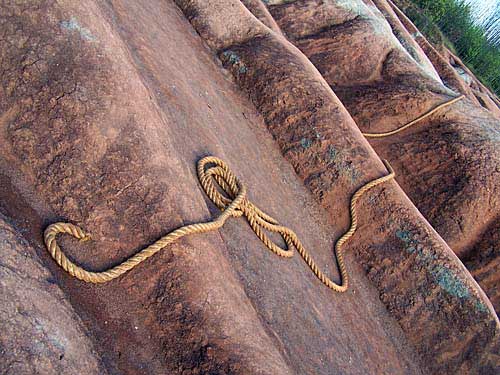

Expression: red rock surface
xmin=0 ymin=0 xmax=499 ymax=374
xmin=0 ymin=214 xmax=105 ymax=374
xmin=265 ymin=0 xmax=500 ymax=318
xmin=464 ymin=218 xmax=500 ymax=313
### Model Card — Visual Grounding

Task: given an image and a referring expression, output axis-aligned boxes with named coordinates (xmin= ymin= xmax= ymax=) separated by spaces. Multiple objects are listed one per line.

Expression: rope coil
xmin=44 ymin=156 xmax=394 ymax=291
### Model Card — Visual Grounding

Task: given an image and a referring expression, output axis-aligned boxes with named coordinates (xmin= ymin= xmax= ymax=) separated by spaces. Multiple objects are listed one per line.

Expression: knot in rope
xmin=198 ymin=156 xmax=294 ymax=258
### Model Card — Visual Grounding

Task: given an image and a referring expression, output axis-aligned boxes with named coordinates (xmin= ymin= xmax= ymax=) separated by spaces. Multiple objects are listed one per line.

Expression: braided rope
xmin=44 ymin=156 xmax=394 ymax=291
xmin=362 ymin=95 xmax=464 ymax=138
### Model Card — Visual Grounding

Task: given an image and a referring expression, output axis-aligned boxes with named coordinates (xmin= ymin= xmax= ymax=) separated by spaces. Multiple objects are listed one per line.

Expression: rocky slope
xmin=0 ymin=1 xmax=498 ymax=374
xmin=263 ymin=0 xmax=500 ymax=315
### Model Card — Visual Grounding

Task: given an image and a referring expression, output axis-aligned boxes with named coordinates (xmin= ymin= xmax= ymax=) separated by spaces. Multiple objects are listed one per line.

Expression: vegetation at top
xmin=397 ymin=0 xmax=500 ymax=96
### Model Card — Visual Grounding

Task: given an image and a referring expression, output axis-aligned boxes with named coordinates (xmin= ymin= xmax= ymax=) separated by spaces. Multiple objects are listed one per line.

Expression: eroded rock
xmin=1 ymin=0 xmax=498 ymax=374
xmin=265 ymin=0 xmax=500 ymax=321
xmin=0 ymin=0 xmax=429 ymax=374
xmin=0 ymin=214 xmax=105 ymax=375
xmin=175 ymin=0 xmax=500 ymax=373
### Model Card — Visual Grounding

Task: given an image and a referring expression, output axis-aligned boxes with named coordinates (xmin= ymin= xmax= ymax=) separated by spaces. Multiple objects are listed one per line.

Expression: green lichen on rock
xmin=300 ymin=137 xmax=312 ymax=149
xmin=60 ymin=17 xmax=96 ymax=41
xmin=323 ymin=145 xmax=360 ymax=182
xmin=395 ymin=228 xmax=488 ymax=308
xmin=327 ymin=145 xmax=339 ymax=161
xmin=221 ymin=50 xmax=248 ymax=75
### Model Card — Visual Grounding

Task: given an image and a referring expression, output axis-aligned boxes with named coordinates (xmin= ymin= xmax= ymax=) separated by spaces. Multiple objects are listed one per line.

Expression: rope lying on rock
xmin=362 ymin=95 xmax=465 ymax=138
xmin=44 ymin=156 xmax=394 ymax=291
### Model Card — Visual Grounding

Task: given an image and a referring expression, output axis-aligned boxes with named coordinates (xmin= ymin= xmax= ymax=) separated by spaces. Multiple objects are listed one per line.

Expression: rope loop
xmin=197 ymin=156 xmax=245 ymax=217
xmin=197 ymin=156 xmax=293 ymax=257
xmin=44 ymin=156 xmax=395 ymax=291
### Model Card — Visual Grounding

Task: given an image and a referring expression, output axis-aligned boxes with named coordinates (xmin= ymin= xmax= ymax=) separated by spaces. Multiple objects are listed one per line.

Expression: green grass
xmin=394 ymin=0 xmax=500 ymax=97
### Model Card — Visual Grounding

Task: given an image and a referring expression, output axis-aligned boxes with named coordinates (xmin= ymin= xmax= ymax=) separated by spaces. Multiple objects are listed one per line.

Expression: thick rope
xmin=362 ymin=95 xmax=464 ymax=138
xmin=44 ymin=156 xmax=394 ymax=292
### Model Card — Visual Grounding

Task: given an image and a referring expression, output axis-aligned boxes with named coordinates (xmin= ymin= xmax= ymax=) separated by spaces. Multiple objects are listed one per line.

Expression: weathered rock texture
xmin=0 ymin=0 xmax=499 ymax=374
xmin=175 ymin=0 xmax=499 ymax=373
xmin=464 ymin=218 xmax=500 ymax=314
xmin=264 ymin=0 xmax=500 ymax=317
xmin=0 ymin=214 xmax=105 ymax=375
